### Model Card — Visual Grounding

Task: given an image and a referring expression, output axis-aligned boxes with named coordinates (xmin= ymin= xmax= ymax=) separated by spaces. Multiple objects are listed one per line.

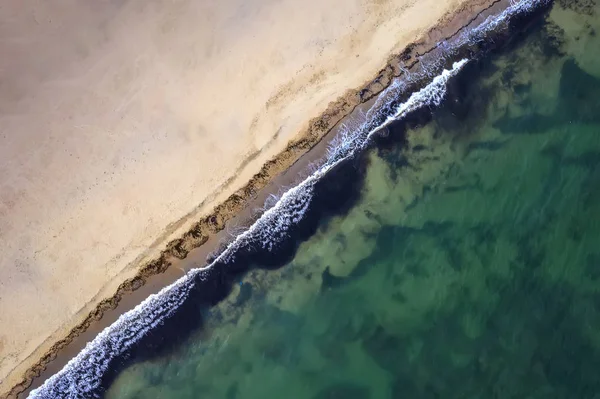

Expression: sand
xmin=0 ymin=0 xmax=495 ymax=395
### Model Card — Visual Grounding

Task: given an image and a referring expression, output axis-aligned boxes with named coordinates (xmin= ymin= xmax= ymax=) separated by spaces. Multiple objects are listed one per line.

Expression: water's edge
xmin=22 ymin=1 xmax=552 ymax=398
xmin=3 ymin=2 xmax=514 ymax=398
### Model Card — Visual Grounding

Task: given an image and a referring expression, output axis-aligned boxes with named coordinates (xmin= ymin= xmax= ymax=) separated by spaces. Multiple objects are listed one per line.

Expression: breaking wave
xmin=28 ymin=1 xmax=550 ymax=397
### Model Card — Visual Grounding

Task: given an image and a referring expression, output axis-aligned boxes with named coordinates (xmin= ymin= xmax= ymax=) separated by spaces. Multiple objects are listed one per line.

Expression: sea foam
xmin=28 ymin=1 xmax=549 ymax=397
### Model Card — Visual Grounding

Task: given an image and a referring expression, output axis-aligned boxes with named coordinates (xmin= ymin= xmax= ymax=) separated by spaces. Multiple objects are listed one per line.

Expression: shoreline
xmin=2 ymin=1 xmax=550 ymax=397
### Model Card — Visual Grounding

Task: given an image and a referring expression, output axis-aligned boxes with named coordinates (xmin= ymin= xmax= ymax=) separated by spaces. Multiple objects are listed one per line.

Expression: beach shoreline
xmin=0 ymin=0 xmax=546 ymax=397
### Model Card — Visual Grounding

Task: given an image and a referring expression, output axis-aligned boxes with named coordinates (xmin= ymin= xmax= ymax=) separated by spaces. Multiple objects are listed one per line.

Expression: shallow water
xmin=103 ymin=2 xmax=600 ymax=399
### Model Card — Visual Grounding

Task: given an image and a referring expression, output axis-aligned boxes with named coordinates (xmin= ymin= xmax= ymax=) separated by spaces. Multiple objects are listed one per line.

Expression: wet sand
xmin=0 ymin=0 xmax=506 ymax=397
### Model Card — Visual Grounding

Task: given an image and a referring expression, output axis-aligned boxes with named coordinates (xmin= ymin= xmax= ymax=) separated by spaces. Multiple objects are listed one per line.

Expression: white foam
xmin=27 ymin=1 xmax=548 ymax=397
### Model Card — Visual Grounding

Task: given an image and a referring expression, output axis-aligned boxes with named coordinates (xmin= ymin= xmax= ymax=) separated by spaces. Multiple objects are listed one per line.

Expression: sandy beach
xmin=0 ymin=0 xmax=499 ymax=396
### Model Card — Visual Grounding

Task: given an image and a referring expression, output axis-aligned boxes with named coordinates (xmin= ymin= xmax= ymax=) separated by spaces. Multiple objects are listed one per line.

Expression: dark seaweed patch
xmin=466 ymin=139 xmax=509 ymax=155
xmin=435 ymin=58 xmax=496 ymax=136
xmin=226 ymin=383 xmax=239 ymax=399
xmin=493 ymin=112 xmax=559 ymax=134
xmin=560 ymin=58 xmax=600 ymax=122
xmin=494 ymin=59 xmax=600 ymax=134
xmin=557 ymin=0 xmax=597 ymax=15
xmin=234 ymin=282 xmax=253 ymax=306
xmin=313 ymin=383 xmax=370 ymax=399
xmin=362 ymin=325 xmax=406 ymax=375
xmin=321 ymin=266 xmax=348 ymax=291
xmin=541 ymin=20 xmax=568 ymax=58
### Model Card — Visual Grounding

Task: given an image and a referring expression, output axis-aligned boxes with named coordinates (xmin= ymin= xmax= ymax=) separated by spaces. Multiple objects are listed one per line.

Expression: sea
xmin=27 ymin=0 xmax=600 ymax=398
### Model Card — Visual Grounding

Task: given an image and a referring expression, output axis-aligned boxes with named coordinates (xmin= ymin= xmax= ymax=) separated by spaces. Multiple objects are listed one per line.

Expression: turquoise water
xmin=105 ymin=2 xmax=600 ymax=399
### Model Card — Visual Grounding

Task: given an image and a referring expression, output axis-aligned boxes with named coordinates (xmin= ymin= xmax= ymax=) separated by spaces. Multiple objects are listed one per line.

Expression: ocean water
xmin=29 ymin=1 xmax=600 ymax=398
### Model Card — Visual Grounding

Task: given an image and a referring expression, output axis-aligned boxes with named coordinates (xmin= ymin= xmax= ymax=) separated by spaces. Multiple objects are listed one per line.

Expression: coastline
xmin=0 ymin=0 xmax=551 ymax=398
xmin=102 ymin=3 xmax=600 ymax=395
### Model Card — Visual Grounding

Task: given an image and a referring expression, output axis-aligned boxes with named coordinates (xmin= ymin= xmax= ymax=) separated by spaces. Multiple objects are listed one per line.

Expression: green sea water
xmin=106 ymin=2 xmax=600 ymax=398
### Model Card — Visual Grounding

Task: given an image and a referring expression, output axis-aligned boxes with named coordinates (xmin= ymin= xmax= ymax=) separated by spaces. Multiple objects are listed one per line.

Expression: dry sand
xmin=0 ymin=0 xmax=492 ymax=395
